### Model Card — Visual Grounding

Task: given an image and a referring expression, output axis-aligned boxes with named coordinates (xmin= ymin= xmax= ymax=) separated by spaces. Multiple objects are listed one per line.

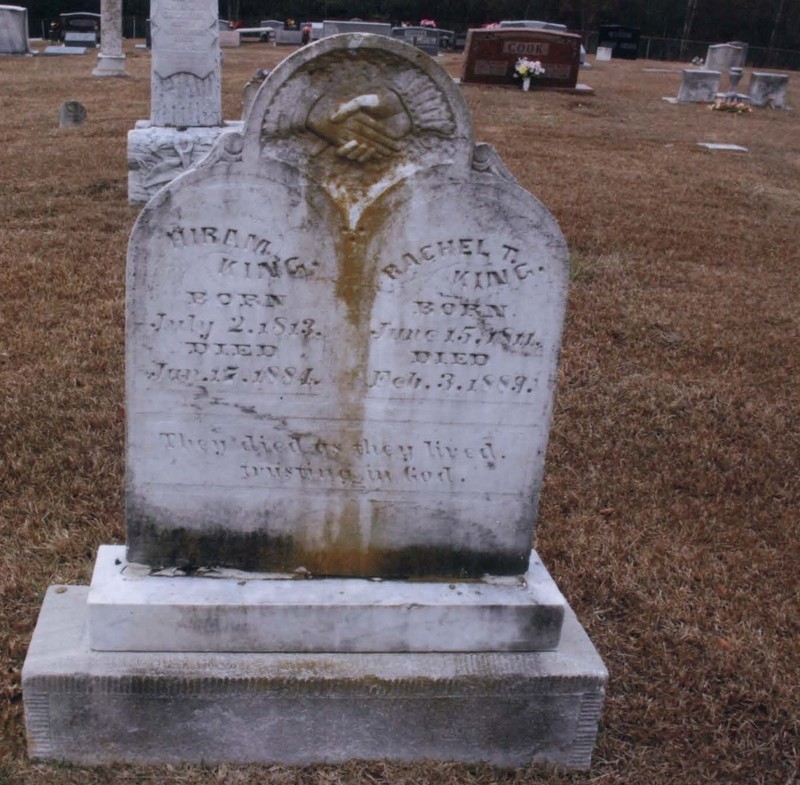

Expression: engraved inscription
xmin=142 ymin=224 xmax=329 ymax=394
xmin=154 ymin=427 xmax=507 ymax=492
xmin=369 ymin=235 xmax=547 ymax=399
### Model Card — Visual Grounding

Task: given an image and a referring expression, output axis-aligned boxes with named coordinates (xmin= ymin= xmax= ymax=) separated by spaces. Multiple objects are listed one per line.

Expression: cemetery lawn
xmin=1 ymin=42 xmax=798 ymax=785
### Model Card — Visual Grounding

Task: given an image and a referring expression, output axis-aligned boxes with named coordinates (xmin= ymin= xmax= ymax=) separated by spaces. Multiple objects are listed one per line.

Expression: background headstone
xmin=275 ymin=26 xmax=302 ymax=44
xmin=499 ymin=19 xmax=567 ymax=31
xmin=59 ymin=99 xmax=87 ymax=126
xmin=748 ymin=72 xmax=789 ymax=108
xmin=705 ymin=43 xmax=743 ymax=72
xmin=0 ymin=4 xmax=30 ymax=54
xmin=728 ymin=41 xmax=749 ymax=67
xmin=676 ymin=69 xmax=721 ymax=102
xmin=321 ymin=20 xmax=392 ymax=38
xmin=597 ymin=24 xmax=640 ymax=59
xmin=392 ymin=25 xmax=440 ymax=55
xmin=64 ymin=31 xmax=97 ymax=47
xmin=150 ymin=0 xmax=222 ymax=127
xmin=461 ymin=28 xmax=581 ymax=88
xmin=219 ymin=29 xmax=240 ymax=47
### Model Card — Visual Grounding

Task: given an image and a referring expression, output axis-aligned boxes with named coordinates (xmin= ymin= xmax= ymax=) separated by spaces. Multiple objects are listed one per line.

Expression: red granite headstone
xmin=461 ymin=28 xmax=581 ymax=89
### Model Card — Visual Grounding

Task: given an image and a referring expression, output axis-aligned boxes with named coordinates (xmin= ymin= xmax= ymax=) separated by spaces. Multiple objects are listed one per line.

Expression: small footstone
xmin=697 ymin=142 xmax=749 ymax=152
xmin=59 ymin=100 xmax=86 ymax=126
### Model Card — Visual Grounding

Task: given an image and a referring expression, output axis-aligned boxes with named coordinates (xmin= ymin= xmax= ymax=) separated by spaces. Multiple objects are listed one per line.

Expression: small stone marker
xmin=676 ymin=69 xmax=721 ymax=102
xmin=241 ymin=68 xmax=269 ymax=120
xmin=0 ymin=4 xmax=30 ymax=54
xmin=697 ymin=142 xmax=748 ymax=153
xmin=219 ymin=29 xmax=240 ymax=47
xmin=461 ymin=28 xmax=581 ymax=88
xmin=59 ymin=99 xmax=87 ymax=126
xmin=43 ymin=45 xmax=86 ymax=55
xmin=64 ymin=31 xmax=97 ymax=47
xmin=25 ymin=33 xmax=606 ymax=770
xmin=595 ymin=46 xmax=612 ymax=61
xmin=748 ymin=72 xmax=789 ymax=108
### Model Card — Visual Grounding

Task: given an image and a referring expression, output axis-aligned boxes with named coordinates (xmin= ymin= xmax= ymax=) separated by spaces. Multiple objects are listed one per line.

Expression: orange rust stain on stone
xmin=334 ymin=202 xmax=386 ymax=328
xmin=324 ymin=192 xmax=393 ymax=564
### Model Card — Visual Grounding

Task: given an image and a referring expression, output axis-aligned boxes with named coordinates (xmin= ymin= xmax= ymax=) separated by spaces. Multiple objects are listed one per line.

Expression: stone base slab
xmin=91 ymin=53 xmax=127 ymax=77
xmin=127 ymin=121 xmax=243 ymax=205
xmin=88 ymin=546 xmax=565 ymax=652
xmin=23 ymin=585 xmax=606 ymax=768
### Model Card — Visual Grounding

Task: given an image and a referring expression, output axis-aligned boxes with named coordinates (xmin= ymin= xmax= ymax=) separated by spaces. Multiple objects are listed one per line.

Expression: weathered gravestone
xmin=23 ymin=34 xmax=606 ymax=768
xmin=461 ymin=28 xmax=581 ymax=89
xmin=0 ymin=4 xmax=30 ymax=54
xmin=127 ymin=0 xmax=242 ymax=204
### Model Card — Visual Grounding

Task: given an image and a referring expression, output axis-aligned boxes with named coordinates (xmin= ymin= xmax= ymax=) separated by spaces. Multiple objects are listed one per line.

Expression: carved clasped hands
xmin=307 ymin=90 xmax=412 ymax=163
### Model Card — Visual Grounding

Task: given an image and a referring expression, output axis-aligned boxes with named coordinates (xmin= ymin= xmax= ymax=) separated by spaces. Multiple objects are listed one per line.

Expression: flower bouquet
xmin=513 ymin=58 xmax=546 ymax=91
xmin=710 ymin=98 xmax=752 ymax=114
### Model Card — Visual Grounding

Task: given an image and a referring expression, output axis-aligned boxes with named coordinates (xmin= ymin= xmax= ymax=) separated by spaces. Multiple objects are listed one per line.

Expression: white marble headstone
xmin=0 ymin=4 xmax=29 ymax=54
xmin=149 ymin=0 xmax=222 ymax=126
xmin=126 ymin=34 xmax=569 ymax=579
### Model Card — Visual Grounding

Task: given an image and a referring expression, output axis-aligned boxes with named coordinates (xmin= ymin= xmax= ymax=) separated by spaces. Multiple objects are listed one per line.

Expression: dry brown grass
xmin=1 ymin=41 xmax=799 ymax=785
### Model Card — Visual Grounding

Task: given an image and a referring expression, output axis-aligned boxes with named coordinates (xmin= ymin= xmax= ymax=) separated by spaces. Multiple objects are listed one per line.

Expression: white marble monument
xmin=127 ymin=0 xmax=240 ymax=204
xmin=25 ymin=34 xmax=606 ymax=769
xmin=91 ymin=0 xmax=127 ymax=77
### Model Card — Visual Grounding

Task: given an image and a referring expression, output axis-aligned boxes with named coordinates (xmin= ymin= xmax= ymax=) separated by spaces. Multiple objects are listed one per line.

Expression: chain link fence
xmin=584 ymin=31 xmax=800 ymax=71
